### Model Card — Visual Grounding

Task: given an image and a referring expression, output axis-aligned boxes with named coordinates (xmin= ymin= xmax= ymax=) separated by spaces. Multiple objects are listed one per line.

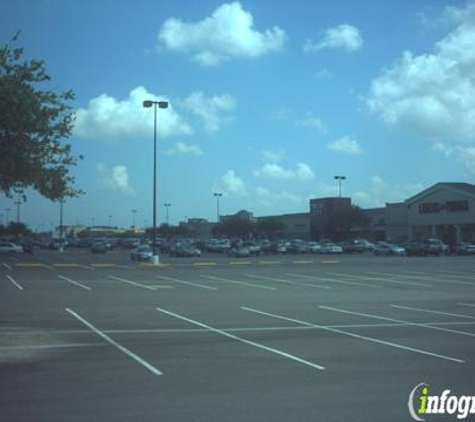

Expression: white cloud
xmin=74 ymin=86 xmax=192 ymax=141
xmin=367 ymin=2 xmax=475 ymax=143
xmin=304 ymin=24 xmax=363 ymax=52
xmin=315 ymin=68 xmax=332 ymax=79
xmin=352 ymin=176 xmax=424 ymax=208
xmin=299 ymin=113 xmax=328 ymax=133
xmin=328 ymin=136 xmax=363 ymax=154
xmin=220 ymin=170 xmax=248 ymax=196
xmin=255 ymin=187 xmax=302 ymax=207
xmin=254 ymin=162 xmax=314 ymax=181
xmin=157 ymin=1 xmax=287 ymax=66
xmin=96 ymin=163 xmax=134 ymax=195
xmin=433 ymin=143 xmax=475 ymax=174
xmin=165 ymin=142 xmax=203 ymax=156
xmin=182 ymin=91 xmax=236 ymax=132
xmin=262 ymin=149 xmax=286 ymax=163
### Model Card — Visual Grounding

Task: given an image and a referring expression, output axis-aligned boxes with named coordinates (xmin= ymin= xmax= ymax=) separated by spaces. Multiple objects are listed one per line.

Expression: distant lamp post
xmin=109 ymin=214 xmax=113 ymax=228
xmin=143 ymin=99 xmax=169 ymax=264
xmin=59 ymin=199 xmax=65 ymax=252
xmin=131 ymin=209 xmax=137 ymax=229
xmin=5 ymin=208 xmax=11 ymax=226
xmin=164 ymin=203 xmax=171 ymax=225
xmin=334 ymin=175 xmax=346 ymax=198
xmin=213 ymin=193 xmax=223 ymax=223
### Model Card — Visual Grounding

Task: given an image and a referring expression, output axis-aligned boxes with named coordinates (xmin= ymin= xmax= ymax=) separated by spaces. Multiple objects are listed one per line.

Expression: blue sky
xmin=2 ymin=0 xmax=475 ymax=231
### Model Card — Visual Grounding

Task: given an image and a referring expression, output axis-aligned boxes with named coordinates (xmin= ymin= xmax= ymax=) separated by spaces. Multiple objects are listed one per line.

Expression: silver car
xmin=0 ymin=242 xmax=24 ymax=255
xmin=131 ymin=245 xmax=153 ymax=261
xmin=374 ymin=243 xmax=405 ymax=256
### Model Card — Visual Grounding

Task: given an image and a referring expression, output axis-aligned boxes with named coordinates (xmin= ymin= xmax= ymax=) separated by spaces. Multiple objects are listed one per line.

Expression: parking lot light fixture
xmin=143 ymin=99 xmax=169 ymax=264
xmin=334 ymin=175 xmax=346 ymax=198
xmin=213 ymin=193 xmax=223 ymax=223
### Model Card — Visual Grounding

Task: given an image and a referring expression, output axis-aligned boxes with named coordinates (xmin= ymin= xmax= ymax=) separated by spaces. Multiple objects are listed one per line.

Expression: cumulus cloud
xmin=165 ymin=142 xmax=203 ymax=156
xmin=433 ymin=143 xmax=475 ymax=174
xmin=220 ymin=170 xmax=248 ymax=196
xmin=298 ymin=113 xmax=328 ymax=134
xmin=254 ymin=162 xmax=314 ymax=181
xmin=157 ymin=1 xmax=287 ymax=66
xmin=255 ymin=187 xmax=302 ymax=207
xmin=182 ymin=91 xmax=236 ymax=132
xmin=328 ymin=136 xmax=363 ymax=154
xmin=96 ymin=163 xmax=134 ymax=195
xmin=304 ymin=24 xmax=363 ymax=52
xmin=262 ymin=149 xmax=286 ymax=163
xmin=367 ymin=2 xmax=475 ymax=143
xmin=74 ymin=86 xmax=192 ymax=141
xmin=353 ymin=176 xmax=424 ymax=208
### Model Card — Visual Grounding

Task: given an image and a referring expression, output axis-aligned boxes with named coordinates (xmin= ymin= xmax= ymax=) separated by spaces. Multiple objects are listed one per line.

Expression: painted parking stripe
xmin=58 ymin=275 xmax=92 ymax=291
xmin=329 ymin=272 xmax=432 ymax=287
xmin=108 ymin=275 xmax=156 ymax=291
xmin=458 ymin=302 xmax=475 ymax=308
xmin=286 ymin=273 xmax=382 ymax=289
xmin=66 ymin=308 xmax=162 ymax=375
xmin=6 ymin=275 xmax=23 ymax=290
xmin=202 ymin=275 xmax=276 ymax=291
xmin=156 ymin=306 xmax=325 ymax=371
xmin=244 ymin=273 xmax=331 ymax=290
xmin=241 ymin=307 xmax=464 ymax=364
xmin=372 ymin=271 xmax=475 ymax=287
xmin=391 ymin=304 xmax=475 ymax=320
xmin=2 ymin=263 xmax=12 ymax=270
xmin=156 ymin=275 xmax=218 ymax=291
xmin=320 ymin=305 xmax=475 ymax=340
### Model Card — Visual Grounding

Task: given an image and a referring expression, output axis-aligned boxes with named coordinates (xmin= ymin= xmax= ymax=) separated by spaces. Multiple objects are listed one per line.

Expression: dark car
xmin=405 ymin=241 xmax=426 ymax=256
xmin=452 ymin=242 xmax=475 ymax=255
xmin=91 ymin=242 xmax=108 ymax=253
xmin=423 ymin=239 xmax=449 ymax=256
xmin=342 ymin=240 xmax=366 ymax=253
xmin=169 ymin=244 xmax=201 ymax=257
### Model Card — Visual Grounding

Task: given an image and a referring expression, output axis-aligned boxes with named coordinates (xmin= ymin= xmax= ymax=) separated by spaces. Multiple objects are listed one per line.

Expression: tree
xmin=0 ymin=34 xmax=82 ymax=200
xmin=325 ymin=205 xmax=370 ymax=241
xmin=213 ymin=216 xmax=255 ymax=238
xmin=255 ymin=218 xmax=285 ymax=239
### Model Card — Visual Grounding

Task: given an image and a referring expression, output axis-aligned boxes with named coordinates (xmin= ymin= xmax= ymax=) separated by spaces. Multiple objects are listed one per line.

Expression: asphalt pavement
xmin=1 ymin=249 xmax=475 ymax=421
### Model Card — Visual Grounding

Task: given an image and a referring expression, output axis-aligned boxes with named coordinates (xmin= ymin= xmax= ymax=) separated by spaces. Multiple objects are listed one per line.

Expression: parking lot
xmin=1 ymin=249 xmax=475 ymax=421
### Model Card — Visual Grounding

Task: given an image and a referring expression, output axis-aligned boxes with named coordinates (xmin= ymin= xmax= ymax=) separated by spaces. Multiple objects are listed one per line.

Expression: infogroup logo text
xmin=408 ymin=383 xmax=475 ymax=420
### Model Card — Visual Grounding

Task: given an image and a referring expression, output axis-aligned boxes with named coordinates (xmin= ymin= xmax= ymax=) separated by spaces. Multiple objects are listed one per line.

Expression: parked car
xmin=342 ymin=240 xmax=366 ymax=253
xmin=452 ymin=242 xmax=475 ymax=255
xmin=405 ymin=241 xmax=427 ymax=257
xmin=131 ymin=245 xmax=153 ymax=261
xmin=0 ymin=242 xmax=23 ymax=255
xmin=307 ymin=242 xmax=321 ymax=254
xmin=268 ymin=241 xmax=287 ymax=254
xmin=320 ymin=243 xmax=343 ymax=254
xmin=374 ymin=243 xmax=405 ymax=256
xmin=91 ymin=242 xmax=108 ymax=253
xmin=169 ymin=244 xmax=201 ymax=257
xmin=206 ymin=239 xmax=231 ymax=253
xmin=228 ymin=246 xmax=251 ymax=258
xmin=287 ymin=240 xmax=309 ymax=254
xmin=423 ymin=239 xmax=449 ymax=256
xmin=242 ymin=241 xmax=261 ymax=256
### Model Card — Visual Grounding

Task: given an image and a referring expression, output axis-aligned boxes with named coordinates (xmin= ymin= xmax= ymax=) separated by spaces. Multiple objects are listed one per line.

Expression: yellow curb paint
xmin=90 ymin=263 xmax=116 ymax=268
xmin=193 ymin=262 xmax=218 ymax=267
xmin=52 ymin=263 xmax=79 ymax=267
xmin=15 ymin=263 xmax=44 ymax=267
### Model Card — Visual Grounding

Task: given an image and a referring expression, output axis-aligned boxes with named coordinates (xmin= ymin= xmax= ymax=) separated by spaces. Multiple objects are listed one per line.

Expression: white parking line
xmin=2 ymin=263 xmax=12 ymax=270
xmin=458 ymin=302 xmax=475 ymax=308
xmin=320 ymin=305 xmax=475 ymax=339
xmin=156 ymin=306 xmax=325 ymax=370
xmin=66 ymin=308 xmax=162 ymax=375
xmin=369 ymin=272 xmax=475 ymax=287
xmin=202 ymin=275 xmax=276 ymax=291
xmin=391 ymin=304 xmax=475 ymax=320
xmin=6 ymin=275 xmax=23 ymax=290
xmin=155 ymin=275 xmax=217 ymax=291
xmin=58 ymin=275 xmax=92 ymax=291
xmin=108 ymin=275 xmax=157 ymax=291
xmin=244 ymin=273 xmax=331 ymax=290
xmin=286 ymin=273 xmax=382 ymax=289
xmin=241 ymin=307 xmax=464 ymax=364
xmin=330 ymin=272 xmax=432 ymax=287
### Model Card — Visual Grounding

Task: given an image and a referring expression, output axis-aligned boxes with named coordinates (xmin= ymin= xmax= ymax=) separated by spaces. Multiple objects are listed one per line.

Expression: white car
xmin=0 ymin=242 xmax=24 ymax=255
xmin=131 ymin=246 xmax=153 ymax=261
xmin=374 ymin=243 xmax=405 ymax=256
xmin=320 ymin=243 xmax=343 ymax=254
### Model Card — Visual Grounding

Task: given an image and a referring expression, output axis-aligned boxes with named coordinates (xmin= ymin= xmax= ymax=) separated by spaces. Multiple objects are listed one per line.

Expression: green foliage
xmin=0 ymin=222 xmax=33 ymax=238
xmin=213 ymin=216 xmax=255 ymax=238
xmin=0 ymin=34 xmax=82 ymax=200
xmin=255 ymin=218 xmax=285 ymax=238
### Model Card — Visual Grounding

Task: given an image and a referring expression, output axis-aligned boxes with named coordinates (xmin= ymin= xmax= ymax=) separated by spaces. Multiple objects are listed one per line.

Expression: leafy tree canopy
xmin=0 ymin=34 xmax=82 ymax=201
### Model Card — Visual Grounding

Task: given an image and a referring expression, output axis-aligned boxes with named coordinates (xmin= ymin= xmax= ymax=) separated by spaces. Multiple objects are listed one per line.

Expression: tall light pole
xmin=334 ymin=175 xmax=346 ymax=198
xmin=59 ymin=199 xmax=65 ymax=252
xmin=213 ymin=193 xmax=223 ymax=223
xmin=131 ymin=209 xmax=137 ymax=228
xmin=143 ymin=99 xmax=169 ymax=264
xmin=164 ymin=203 xmax=171 ymax=225
xmin=5 ymin=208 xmax=11 ymax=226
xmin=14 ymin=192 xmax=22 ymax=224
xmin=109 ymin=214 xmax=113 ymax=228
